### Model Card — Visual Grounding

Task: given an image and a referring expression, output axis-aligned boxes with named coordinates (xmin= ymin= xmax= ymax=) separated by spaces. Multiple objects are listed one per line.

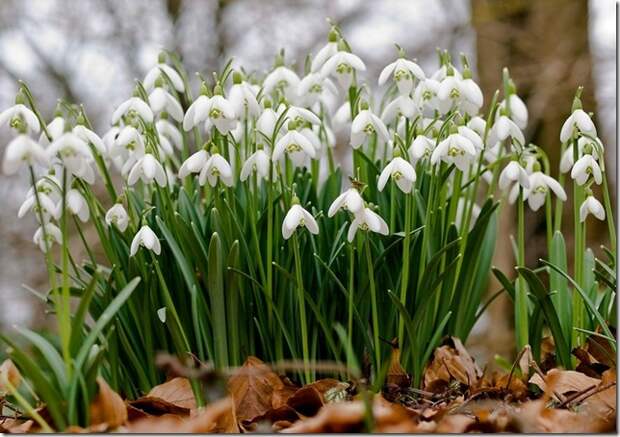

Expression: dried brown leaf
xmin=529 ymin=369 xmax=600 ymax=401
xmin=227 ymin=356 xmax=284 ymax=425
xmin=0 ymin=360 xmax=21 ymax=392
xmin=423 ymin=337 xmax=482 ymax=391
xmin=89 ymin=377 xmax=128 ymax=429
xmin=129 ymin=377 xmax=196 ymax=416
xmin=387 ymin=347 xmax=411 ymax=387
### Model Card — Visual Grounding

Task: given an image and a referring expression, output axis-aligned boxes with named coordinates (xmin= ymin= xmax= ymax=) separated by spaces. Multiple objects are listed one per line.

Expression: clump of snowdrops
xmin=0 ymin=24 xmax=615 ymax=430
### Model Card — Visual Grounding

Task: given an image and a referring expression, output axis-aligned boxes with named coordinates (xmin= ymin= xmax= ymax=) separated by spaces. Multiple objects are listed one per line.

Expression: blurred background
xmin=0 ymin=0 xmax=615 ymax=363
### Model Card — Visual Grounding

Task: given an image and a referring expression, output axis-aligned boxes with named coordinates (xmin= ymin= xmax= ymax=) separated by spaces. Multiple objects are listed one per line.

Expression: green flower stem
xmin=398 ymin=193 xmax=412 ymax=344
xmin=292 ymin=233 xmax=311 ymax=383
xmin=515 ymin=188 xmax=529 ymax=350
xmin=59 ymin=168 xmax=72 ymax=376
xmin=365 ymin=235 xmax=381 ymax=374
xmin=3 ymin=378 xmax=52 ymax=432
xmin=347 ymin=242 xmax=355 ymax=372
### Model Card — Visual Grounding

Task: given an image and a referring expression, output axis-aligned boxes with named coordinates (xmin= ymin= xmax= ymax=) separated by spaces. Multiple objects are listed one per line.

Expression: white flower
xmin=281 ymin=105 xmax=321 ymax=127
xmin=381 ymin=96 xmax=417 ymax=125
xmin=47 ymin=133 xmax=95 ymax=184
xmin=580 ymin=196 xmax=605 ymax=222
xmin=263 ymin=66 xmax=301 ymax=102
xmin=498 ymin=94 xmax=528 ymax=129
xmin=183 ymin=95 xmax=211 ymax=131
xmin=193 ymin=95 xmax=237 ymax=134
xmin=62 ymin=189 xmax=90 ymax=222
xmin=240 ymin=149 xmax=271 ymax=181
xmin=228 ymin=81 xmax=260 ymax=119
xmin=33 ymin=223 xmax=62 ymax=253
xmin=321 ymin=51 xmax=366 ymax=90
xmin=526 ymin=172 xmax=567 ymax=211
xmin=148 ymin=88 xmax=184 ymax=122
xmin=273 ymin=129 xmax=316 ymax=164
xmin=489 ymin=115 xmax=525 ymax=145
xmin=560 ymin=137 xmax=604 ymax=173
xmin=458 ymin=76 xmax=484 ymax=115
xmin=467 ymin=116 xmax=487 ymax=137
xmin=39 ymin=117 xmax=65 ymax=146
xmin=311 ymin=39 xmax=338 ymax=72
xmin=178 ymin=149 xmax=208 ymax=179
xmin=112 ymin=97 xmax=154 ymax=124
xmin=457 ymin=126 xmax=483 ymax=151
xmin=378 ymin=157 xmax=416 ymax=193
xmin=378 ymin=58 xmax=425 ymax=95
xmin=127 ymin=154 xmax=167 ymax=187
xmin=198 ymin=153 xmax=233 ymax=187
xmin=156 ymin=119 xmax=183 ymax=153
xmin=571 ymin=154 xmax=602 ymax=185
xmin=328 ymin=188 xmax=364 ymax=217
xmin=408 ymin=135 xmax=435 ymax=163
xmin=350 ymin=109 xmax=389 ymax=149
xmin=499 ymin=161 xmax=530 ymax=191
xmin=347 ymin=207 xmax=389 ymax=242
xmin=130 ymin=225 xmax=161 ymax=256
xmin=0 ymin=104 xmax=40 ymax=133
xmin=297 ymin=73 xmax=338 ymax=107
xmin=430 ymin=133 xmax=477 ymax=171
xmin=73 ymin=125 xmax=107 ymax=157
xmin=413 ymin=78 xmax=441 ymax=115
xmin=282 ymin=203 xmax=319 ymax=240
xmin=257 ymin=106 xmax=278 ymax=139
xmin=110 ymin=126 xmax=146 ymax=173
xmin=560 ymin=109 xmax=596 ymax=143
xmin=143 ymin=63 xmax=185 ymax=93
xmin=105 ymin=203 xmax=129 ymax=232
xmin=18 ymin=192 xmax=58 ymax=222
xmin=2 ymin=135 xmax=48 ymax=174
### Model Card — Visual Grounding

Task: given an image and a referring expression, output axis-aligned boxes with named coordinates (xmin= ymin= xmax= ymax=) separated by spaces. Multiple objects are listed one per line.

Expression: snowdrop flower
xmin=457 ymin=126 xmax=483 ymax=151
xmin=526 ymin=172 xmax=567 ymax=211
xmin=321 ymin=49 xmax=366 ymax=90
xmin=156 ymin=118 xmax=183 ymax=153
xmin=143 ymin=60 xmax=185 ymax=93
xmin=0 ymin=103 xmax=40 ymax=134
xmin=127 ymin=154 xmax=167 ymax=187
xmin=378 ymin=152 xmax=416 ymax=193
xmin=498 ymin=94 xmax=528 ymax=129
xmin=559 ymin=137 xmax=603 ymax=173
xmin=571 ymin=154 xmax=602 ymax=185
xmin=436 ymin=70 xmax=465 ymax=111
xmin=381 ymin=95 xmax=417 ymax=125
xmin=178 ymin=149 xmax=208 ymax=179
xmin=228 ymin=72 xmax=260 ymax=119
xmin=299 ymin=125 xmax=321 ymax=153
xmin=33 ymin=223 xmax=62 ymax=253
xmin=430 ymin=131 xmax=477 ymax=171
xmin=192 ymin=87 xmax=237 ymax=134
xmin=39 ymin=116 xmax=64 ymax=145
xmin=467 ymin=116 xmax=487 ymax=138
xmin=347 ymin=207 xmax=389 ymax=242
xmin=18 ymin=192 xmax=58 ymax=222
xmin=257 ymin=100 xmax=278 ymax=139
xmin=350 ymin=103 xmax=389 ymax=149
xmin=328 ymin=187 xmax=364 ymax=217
xmin=378 ymin=55 xmax=425 ymax=95
xmin=489 ymin=114 xmax=525 ymax=146
xmin=311 ymin=28 xmax=339 ymax=72
xmin=560 ymin=108 xmax=596 ymax=143
xmin=413 ymin=79 xmax=441 ymax=114
xmin=73 ymin=124 xmax=107 ymax=157
xmin=273 ymin=121 xmax=316 ymax=166
xmin=580 ymin=195 xmax=605 ymax=222
xmin=240 ymin=147 xmax=271 ymax=181
xmin=282 ymin=198 xmax=319 ymax=240
xmin=64 ymin=189 xmax=89 ymax=222
xmin=408 ymin=134 xmax=434 ymax=163
xmin=263 ymin=63 xmax=301 ymax=102
xmin=183 ymin=93 xmax=211 ymax=131
xmin=198 ymin=148 xmax=233 ymax=187
xmin=112 ymin=97 xmax=154 ymax=124
xmin=458 ymin=68 xmax=484 ymax=115
xmin=297 ymin=73 xmax=338 ymax=107
xmin=130 ymin=225 xmax=161 ymax=256
xmin=47 ymin=132 xmax=95 ymax=184
xmin=455 ymin=198 xmax=481 ymax=231
xmin=105 ymin=203 xmax=129 ymax=232
xmin=499 ymin=160 xmax=530 ymax=191
xmin=111 ymin=126 xmax=145 ymax=162
xmin=2 ymin=135 xmax=48 ymax=174
xmin=281 ymin=105 xmax=321 ymax=127
xmin=148 ymin=87 xmax=184 ymax=122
